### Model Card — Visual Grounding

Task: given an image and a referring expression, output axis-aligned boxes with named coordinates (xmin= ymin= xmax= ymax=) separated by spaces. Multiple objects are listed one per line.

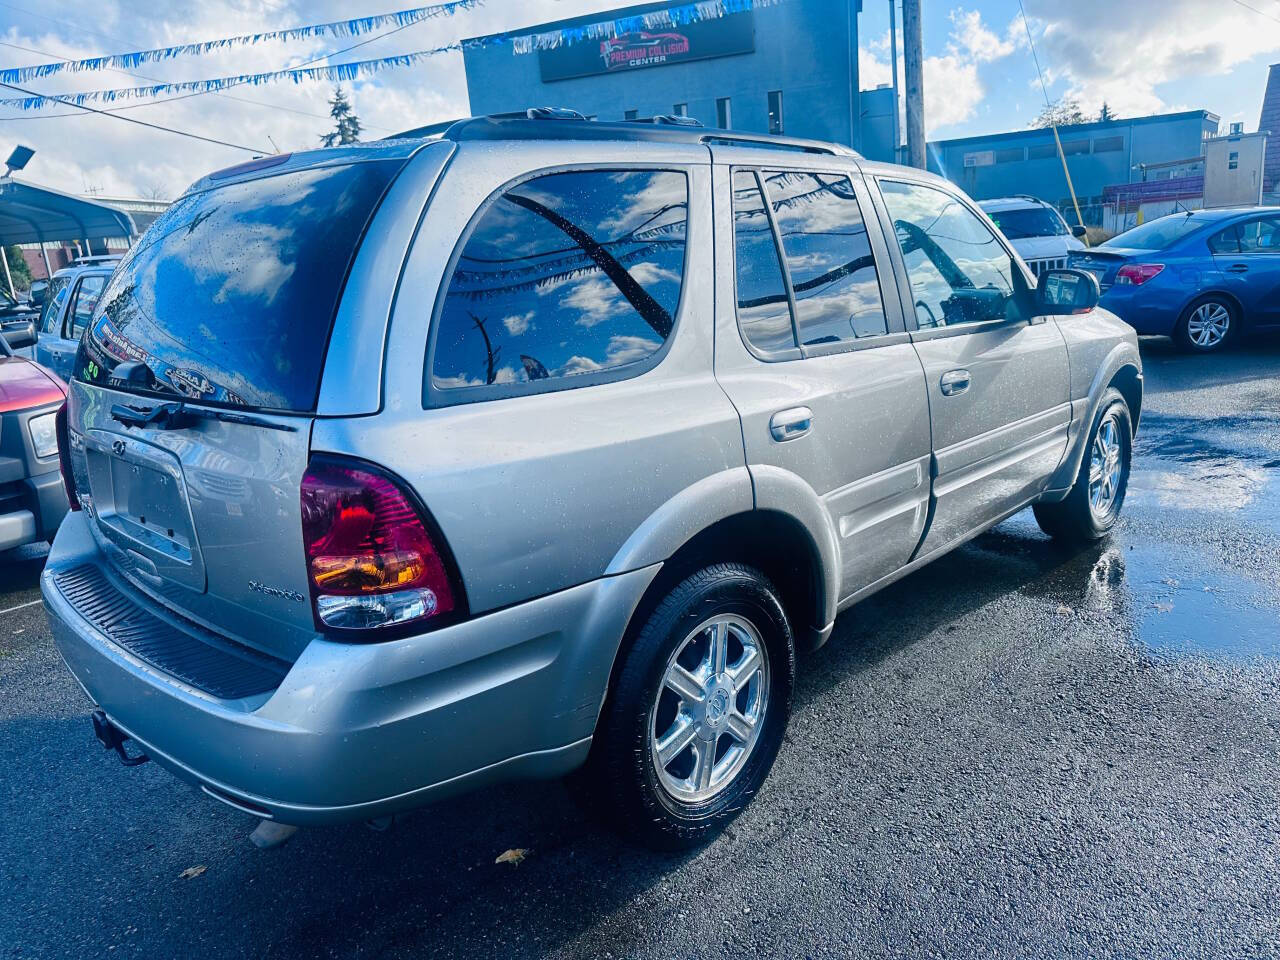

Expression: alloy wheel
xmin=1186 ymin=301 xmax=1230 ymax=348
xmin=650 ymin=614 xmax=770 ymax=804
xmin=1089 ymin=410 xmax=1124 ymax=520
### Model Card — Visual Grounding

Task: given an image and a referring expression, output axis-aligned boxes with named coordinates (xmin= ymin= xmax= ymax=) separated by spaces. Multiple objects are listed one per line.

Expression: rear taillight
xmin=300 ymin=457 xmax=460 ymax=633
xmin=1115 ymin=263 xmax=1165 ymax=286
xmin=54 ymin=402 xmax=80 ymax=511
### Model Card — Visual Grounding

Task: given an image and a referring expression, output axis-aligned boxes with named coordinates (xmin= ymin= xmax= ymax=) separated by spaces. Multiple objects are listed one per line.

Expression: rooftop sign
xmin=538 ymin=10 xmax=754 ymax=82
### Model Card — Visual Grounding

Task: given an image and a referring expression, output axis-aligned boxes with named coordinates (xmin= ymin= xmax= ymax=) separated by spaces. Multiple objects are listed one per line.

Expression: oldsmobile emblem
xmin=248 ymin=580 xmax=306 ymax=604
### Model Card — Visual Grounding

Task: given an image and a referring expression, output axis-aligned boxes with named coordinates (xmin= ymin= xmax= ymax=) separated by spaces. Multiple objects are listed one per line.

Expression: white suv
xmin=980 ymin=196 xmax=1087 ymax=278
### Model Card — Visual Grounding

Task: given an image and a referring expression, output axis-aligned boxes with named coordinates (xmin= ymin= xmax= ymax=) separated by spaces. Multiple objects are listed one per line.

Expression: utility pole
xmin=902 ymin=0 xmax=925 ymax=169
xmin=889 ymin=0 xmax=901 ymax=162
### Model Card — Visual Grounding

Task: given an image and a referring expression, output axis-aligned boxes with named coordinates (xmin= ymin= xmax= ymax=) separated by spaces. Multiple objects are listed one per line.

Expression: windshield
xmin=985 ymin=206 xmax=1067 ymax=240
xmin=74 ymin=159 xmax=403 ymax=411
xmin=1104 ymin=214 xmax=1205 ymax=251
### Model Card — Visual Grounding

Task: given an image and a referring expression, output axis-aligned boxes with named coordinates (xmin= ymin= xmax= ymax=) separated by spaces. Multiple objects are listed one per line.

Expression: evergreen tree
xmin=4 ymin=245 xmax=33 ymax=293
xmin=1098 ymin=102 xmax=1116 ymax=123
xmin=321 ymin=87 xmax=362 ymax=147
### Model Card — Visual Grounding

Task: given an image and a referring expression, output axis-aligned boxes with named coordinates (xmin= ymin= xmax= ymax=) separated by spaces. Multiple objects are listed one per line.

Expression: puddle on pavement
xmin=1127 ymin=413 xmax=1280 ymax=529
xmin=993 ymin=409 xmax=1280 ymax=663
xmin=997 ymin=512 xmax=1280 ymax=661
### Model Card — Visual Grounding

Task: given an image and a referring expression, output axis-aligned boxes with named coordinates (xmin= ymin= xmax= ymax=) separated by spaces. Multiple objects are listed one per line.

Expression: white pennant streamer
xmin=0 ymin=0 xmax=788 ymax=112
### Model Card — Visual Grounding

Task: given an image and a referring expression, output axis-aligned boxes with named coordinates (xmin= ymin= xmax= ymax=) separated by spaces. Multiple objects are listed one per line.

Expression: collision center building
xmin=461 ymin=0 xmax=881 ymax=154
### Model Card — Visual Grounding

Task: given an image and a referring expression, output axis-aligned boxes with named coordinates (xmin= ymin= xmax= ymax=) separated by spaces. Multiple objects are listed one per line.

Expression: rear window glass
xmin=75 ymin=160 xmax=402 ymax=411
xmin=431 ymin=169 xmax=686 ymax=397
xmin=1104 ymin=214 xmax=1204 ymax=251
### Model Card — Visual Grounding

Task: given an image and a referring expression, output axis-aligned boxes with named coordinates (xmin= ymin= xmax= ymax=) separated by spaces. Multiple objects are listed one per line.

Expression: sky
xmin=1 ymin=0 xmax=1278 ymax=199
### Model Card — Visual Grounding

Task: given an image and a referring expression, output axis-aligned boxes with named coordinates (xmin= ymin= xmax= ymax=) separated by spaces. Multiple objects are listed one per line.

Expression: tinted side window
xmin=70 ymin=274 xmax=106 ymax=338
xmin=762 ymin=170 xmax=887 ymax=343
xmin=1238 ymin=218 xmax=1280 ymax=253
xmin=432 ymin=169 xmax=687 ymax=394
xmin=880 ymin=180 xmax=1024 ymax=328
xmin=40 ymin=277 xmax=70 ymax=334
xmin=1208 ymin=225 xmax=1241 ymax=254
xmin=731 ymin=170 xmax=795 ymax=354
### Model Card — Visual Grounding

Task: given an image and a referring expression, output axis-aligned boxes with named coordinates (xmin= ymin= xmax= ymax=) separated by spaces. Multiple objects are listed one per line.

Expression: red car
xmin=0 ymin=319 xmax=68 ymax=552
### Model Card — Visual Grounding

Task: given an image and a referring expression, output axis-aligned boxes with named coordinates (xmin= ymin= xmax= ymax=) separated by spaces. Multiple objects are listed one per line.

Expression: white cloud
xmin=858 ymin=7 xmax=1021 ymax=136
xmin=1022 ymin=0 xmax=1280 ymax=118
xmin=0 ymin=0 xmax=628 ymax=198
xmin=502 ymin=310 xmax=534 ymax=336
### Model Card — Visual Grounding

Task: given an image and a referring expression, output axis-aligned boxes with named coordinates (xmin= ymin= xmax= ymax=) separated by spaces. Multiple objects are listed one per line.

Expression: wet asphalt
xmin=3 ymin=337 xmax=1280 ymax=959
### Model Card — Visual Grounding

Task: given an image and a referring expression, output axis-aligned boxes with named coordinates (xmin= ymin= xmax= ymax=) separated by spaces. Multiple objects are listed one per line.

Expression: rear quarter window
xmin=75 ymin=159 xmax=403 ymax=411
xmin=428 ymin=168 xmax=688 ymax=402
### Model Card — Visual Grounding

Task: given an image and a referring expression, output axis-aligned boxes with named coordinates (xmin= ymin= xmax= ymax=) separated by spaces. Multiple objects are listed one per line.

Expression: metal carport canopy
xmin=0 ymin=178 xmax=136 ymax=245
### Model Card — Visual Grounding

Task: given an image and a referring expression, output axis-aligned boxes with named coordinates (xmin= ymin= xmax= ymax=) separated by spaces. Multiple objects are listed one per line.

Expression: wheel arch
xmin=1045 ymin=342 xmax=1143 ymax=497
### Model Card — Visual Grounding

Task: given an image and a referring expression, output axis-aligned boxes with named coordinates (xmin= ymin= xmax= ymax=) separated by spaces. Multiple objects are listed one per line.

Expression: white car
xmin=979 ymin=196 xmax=1087 ymax=278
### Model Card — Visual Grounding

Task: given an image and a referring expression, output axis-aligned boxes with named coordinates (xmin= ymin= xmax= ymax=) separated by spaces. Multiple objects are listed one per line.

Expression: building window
xmin=767 ymin=90 xmax=783 ymax=135
xmin=995 ymin=147 xmax=1024 ymax=163
xmin=624 ymin=109 xmax=638 ymax=121
xmin=1060 ymin=139 xmax=1089 ymax=156
xmin=717 ymin=97 xmax=732 ymax=130
xmin=1093 ymin=135 xmax=1124 ymax=153
xmin=1229 ymin=151 xmax=1240 ymax=170
xmin=1028 ymin=143 xmax=1057 ymax=160
xmin=672 ymin=103 xmax=687 ymax=117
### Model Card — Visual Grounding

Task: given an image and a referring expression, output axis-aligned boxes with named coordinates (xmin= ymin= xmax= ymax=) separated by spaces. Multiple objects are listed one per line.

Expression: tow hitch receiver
xmin=91 ymin=710 xmax=150 ymax=767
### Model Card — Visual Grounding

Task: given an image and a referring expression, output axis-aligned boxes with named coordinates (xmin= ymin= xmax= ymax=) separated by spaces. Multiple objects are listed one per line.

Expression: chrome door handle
xmin=940 ymin=369 xmax=971 ymax=396
xmin=769 ymin=406 xmax=812 ymax=442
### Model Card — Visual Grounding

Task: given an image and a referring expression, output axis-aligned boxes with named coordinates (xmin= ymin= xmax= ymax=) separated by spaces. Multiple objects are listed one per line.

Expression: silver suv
xmin=42 ymin=117 xmax=1141 ymax=849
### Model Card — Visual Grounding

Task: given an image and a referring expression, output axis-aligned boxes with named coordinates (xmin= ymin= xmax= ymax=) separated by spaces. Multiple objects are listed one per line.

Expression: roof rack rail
xmin=443 ymin=113 xmax=860 ymax=158
xmin=625 ymin=114 xmax=703 ymax=127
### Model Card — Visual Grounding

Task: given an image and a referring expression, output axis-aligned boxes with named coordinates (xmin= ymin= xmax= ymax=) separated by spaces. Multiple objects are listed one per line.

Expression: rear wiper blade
xmin=110 ymin=401 xmax=297 ymax=433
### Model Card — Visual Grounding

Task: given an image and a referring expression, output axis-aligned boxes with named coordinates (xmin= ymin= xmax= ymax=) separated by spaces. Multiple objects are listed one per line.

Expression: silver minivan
xmin=42 ymin=116 xmax=1141 ymax=849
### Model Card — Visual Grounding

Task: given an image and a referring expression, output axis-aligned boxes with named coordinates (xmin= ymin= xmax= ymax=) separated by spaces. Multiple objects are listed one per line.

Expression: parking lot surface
xmin=3 ymin=338 xmax=1280 ymax=959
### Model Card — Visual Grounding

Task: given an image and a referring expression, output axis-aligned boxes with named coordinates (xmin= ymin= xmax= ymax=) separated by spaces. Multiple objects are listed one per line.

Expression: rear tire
xmin=592 ymin=563 xmax=794 ymax=850
xmin=1034 ymin=389 xmax=1132 ymax=545
xmin=1175 ymin=295 xmax=1236 ymax=353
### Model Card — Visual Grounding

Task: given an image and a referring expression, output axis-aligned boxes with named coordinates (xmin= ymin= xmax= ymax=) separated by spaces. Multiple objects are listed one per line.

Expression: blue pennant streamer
xmin=0 ymin=0 xmax=790 ymax=112
xmin=0 ymin=0 xmax=481 ymax=85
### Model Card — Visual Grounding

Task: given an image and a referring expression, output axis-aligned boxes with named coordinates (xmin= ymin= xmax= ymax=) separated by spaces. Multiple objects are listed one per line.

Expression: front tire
xmin=1034 ymin=389 xmax=1132 ymax=544
xmin=1176 ymin=296 xmax=1236 ymax=353
xmin=594 ymin=563 xmax=794 ymax=850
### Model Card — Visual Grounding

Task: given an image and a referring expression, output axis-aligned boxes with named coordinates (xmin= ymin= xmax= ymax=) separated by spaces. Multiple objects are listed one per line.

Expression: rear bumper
xmin=1097 ymin=286 xmax=1180 ymax=336
xmin=42 ymin=511 xmax=658 ymax=825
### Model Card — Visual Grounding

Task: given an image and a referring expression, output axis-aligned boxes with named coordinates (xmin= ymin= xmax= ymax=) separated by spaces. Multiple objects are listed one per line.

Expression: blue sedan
xmin=1068 ymin=207 xmax=1280 ymax=352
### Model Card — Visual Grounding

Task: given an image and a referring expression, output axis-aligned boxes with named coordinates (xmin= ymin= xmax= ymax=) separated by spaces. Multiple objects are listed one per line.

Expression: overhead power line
xmin=0 ymin=79 xmax=270 ymax=153
xmin=1226 ymin=0 xmax=1280 ymax=25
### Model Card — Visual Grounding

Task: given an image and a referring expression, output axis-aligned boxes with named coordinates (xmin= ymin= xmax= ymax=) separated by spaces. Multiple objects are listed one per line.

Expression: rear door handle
xmin=1227 ymin=263 xmax=1249 ymax=273
xmin=940 ymin=369 xmax=971 ymax=396
xmin=769 ymin=406 xmax=812 ymax=442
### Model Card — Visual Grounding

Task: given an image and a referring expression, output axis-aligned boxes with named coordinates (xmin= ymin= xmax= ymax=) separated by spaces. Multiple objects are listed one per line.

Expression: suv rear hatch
xmin=64 ymin=148 xmax=411 ymax=662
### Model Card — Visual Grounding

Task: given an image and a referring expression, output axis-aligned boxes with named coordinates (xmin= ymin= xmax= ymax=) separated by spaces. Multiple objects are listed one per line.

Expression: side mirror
xmin=1037 ymin=268 xmax=1100 ymax=315
xmin=28 ymin=280 xmax=47 ymax=306
xmin=0 ymin=319 xmax=37 ymax=350
xmin=1071 ymin=224 xmax=1088 ymax=239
